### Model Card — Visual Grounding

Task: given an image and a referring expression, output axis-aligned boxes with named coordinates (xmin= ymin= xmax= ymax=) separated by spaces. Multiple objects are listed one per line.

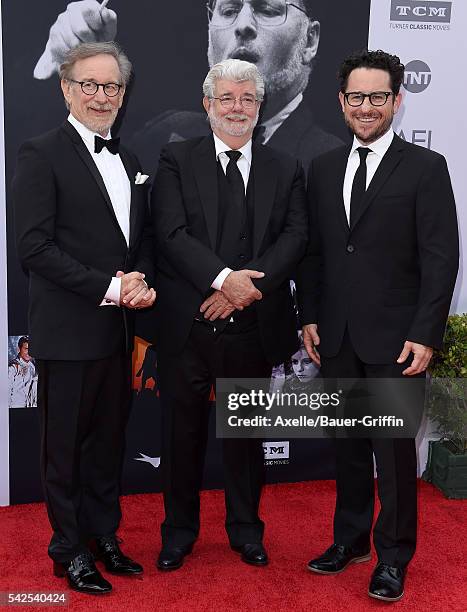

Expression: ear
xmin=60 ymin=79 xmax=72 ymax=106
xmin=117 ymin=87 xmax=126 ymax=109
xmin=338 ymin=91 xmax=346 ymax=113
xmin=302 ymin=20 xmax=320 ymax=65
xmin=393 ymin=92 xmax=402 ymax=114
xmin=202 ymin=96 xmax=211 ymax=114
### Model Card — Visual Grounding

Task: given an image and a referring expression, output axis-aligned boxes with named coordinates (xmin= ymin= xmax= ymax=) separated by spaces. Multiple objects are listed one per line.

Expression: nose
xmin=235 ymin=2 xmax=257 ymax=39
xmin=94 ymin=85 xmax=108 ymax=103
xmin=232 ymin=97 xmax=244 ymax=111
xmin=360 ymin=96 xmax=374 ymax=112
xmin=298 ymin=361 xmax=305 ymax=373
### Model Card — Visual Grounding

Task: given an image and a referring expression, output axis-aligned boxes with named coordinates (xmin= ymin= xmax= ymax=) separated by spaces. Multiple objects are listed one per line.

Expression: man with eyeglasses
xmin=12 ymin=42 xmax=156 ymax=595
xmin=296 ymin=49 xmax=459 ymax=602
xmin=33 ymin=0 xmax=342 ymax=172
xmin=152 ymin=58 xmax=307 ymax=570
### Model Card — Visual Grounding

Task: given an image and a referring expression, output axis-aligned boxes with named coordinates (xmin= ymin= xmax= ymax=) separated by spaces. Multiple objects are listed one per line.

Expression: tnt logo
xmin=390 ymin=1 xmax=452 ymax=23
xmin=263 ymin=441 xmax=290 ymax=460
xmin=403 ymin=60 xmax=432 ymax=93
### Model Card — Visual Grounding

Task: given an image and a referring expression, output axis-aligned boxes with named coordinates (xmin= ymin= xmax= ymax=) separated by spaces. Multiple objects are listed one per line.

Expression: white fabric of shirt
xmin=343 ymin=128 xmax=395 ymax=225
xmin=261 ymin=93 xmax=303 ymax=144
xmin=68 ymin=114 xmax=131 ymax=305
xmin=211 ymin=134 xmax=253 ymax=290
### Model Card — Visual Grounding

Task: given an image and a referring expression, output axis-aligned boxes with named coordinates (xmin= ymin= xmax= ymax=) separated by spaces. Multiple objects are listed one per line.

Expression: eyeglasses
xmin=344 ymin=91 xmax=395 ymax=107
xmin=211 ymin=95 xmax=259 ymax=109
xmin=207 ymin=0 xmax=308 ymax=28
xmin=67 ymin=79 xmax=122 ymax=97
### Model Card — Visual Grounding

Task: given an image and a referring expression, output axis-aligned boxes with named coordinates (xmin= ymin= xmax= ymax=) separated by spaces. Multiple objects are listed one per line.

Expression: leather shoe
xmin=307 ymin=543 xmax=371 ymax=574
xmin=157 ymin=544 xmax=193 ymax=571
xmin=53 ymin=552 xmax=112 ymax=595
xmin=231 ymin=543 xmax=268 ymax=566
xmin=93 ymin=536 xmax=143 ymax=575
xmin=368 ymin=562 xmax=405 ymax=602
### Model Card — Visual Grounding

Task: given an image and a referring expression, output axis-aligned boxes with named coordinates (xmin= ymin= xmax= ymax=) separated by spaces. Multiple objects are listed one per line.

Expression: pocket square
xmin=135 ymin=171 xmax=149 ymax=185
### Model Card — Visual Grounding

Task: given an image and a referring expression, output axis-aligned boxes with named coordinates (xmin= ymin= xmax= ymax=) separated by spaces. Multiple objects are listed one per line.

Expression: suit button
xmin=239 ymin=254 xmax=246 ymax=260
xmin=346 ymin=244 xmax=355 ymax=253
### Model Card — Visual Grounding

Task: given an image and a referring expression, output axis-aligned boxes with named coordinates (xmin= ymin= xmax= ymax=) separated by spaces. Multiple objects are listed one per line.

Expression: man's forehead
xmin=215 ymin=79 xmax=256 ymax=93
xmin=208 ymin=0 xmax=310 ymax=9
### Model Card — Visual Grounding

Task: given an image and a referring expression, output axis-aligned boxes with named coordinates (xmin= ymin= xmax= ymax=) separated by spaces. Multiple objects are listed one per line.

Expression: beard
xmin=345 ymin=112 xmax=394 ymax=145
xmin=208 ymin=107 xmax=259 ymax=138
xmin=83 ymin=103 xmax=118 ymax=135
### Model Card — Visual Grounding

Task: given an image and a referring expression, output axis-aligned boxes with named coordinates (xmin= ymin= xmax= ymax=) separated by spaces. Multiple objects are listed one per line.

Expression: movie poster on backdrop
xmin=2 ymin=0 xmax=371 ymax=503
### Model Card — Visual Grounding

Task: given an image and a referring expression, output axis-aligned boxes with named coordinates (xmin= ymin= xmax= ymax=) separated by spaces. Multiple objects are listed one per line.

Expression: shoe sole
xmin=307 ymin=553 xmax=371 ymax=574
xmin=368 ymin=590 xmax=404 ymax=602
xmin=241 ymin=557 xmax=269 ymax=567
xmin=156 ymin=560 xmax=184 ymax=571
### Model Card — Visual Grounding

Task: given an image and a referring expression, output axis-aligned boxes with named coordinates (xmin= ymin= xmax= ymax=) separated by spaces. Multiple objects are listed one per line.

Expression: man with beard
xmin=34 ymin=0 xmax=342 ymax=172
xmin=296 ymin=50 xmax=459 ymax=602
xmin=152 ymin=59 xmax=307 ymax=570
xmin=13 ymin=41 xmax=156 ymax=594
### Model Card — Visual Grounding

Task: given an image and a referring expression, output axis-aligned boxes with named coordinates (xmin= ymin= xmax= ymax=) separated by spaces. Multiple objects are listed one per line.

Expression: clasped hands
xmin=117 ymin=270 xmax=156 ymax=309
xmin=200 ymin=269 xmax=264 ymax=321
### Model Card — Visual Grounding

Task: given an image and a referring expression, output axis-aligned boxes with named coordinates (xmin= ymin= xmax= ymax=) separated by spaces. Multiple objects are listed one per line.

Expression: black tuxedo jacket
xmin=13 ymin=121 xmax=153 ymax=360
xmin=297 ymin=134 xmax=459 ymax=363
xmin=152 ymin=135 xmax=308 ymax=365
xmin=132 ymin=102 xmax=343 ymax=175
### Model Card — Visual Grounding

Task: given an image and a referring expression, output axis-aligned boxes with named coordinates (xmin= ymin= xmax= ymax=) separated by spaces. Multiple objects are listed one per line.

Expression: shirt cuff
xmin=100 ymin=277 xmax=121 ymax=306
xmin=211 ymin=268 xmax=232 ymax=291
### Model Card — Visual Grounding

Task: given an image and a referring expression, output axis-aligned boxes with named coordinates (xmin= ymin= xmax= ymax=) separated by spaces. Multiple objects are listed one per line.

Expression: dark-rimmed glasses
xmin=207 ymin=0 xmax=308 ymax=28
xmin=67 ymin=79 xmax=122 ymax=97
xmin=344 ymin=91 xmax=395 ymax=107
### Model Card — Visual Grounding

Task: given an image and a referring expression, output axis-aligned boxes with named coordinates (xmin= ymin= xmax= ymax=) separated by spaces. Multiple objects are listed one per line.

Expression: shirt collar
xmin=350 ymin=128 xmax=395 ymax=158
xmin=213 ymin=132 xmax=252 ymax=165
xmin=68 ymin=113 xmax=111 ymax=148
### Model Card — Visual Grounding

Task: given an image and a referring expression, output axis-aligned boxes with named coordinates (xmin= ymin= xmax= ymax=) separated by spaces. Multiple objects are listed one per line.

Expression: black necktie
xmin=225 ymin=150 xmax=245 ymax=210
xmin=349 ymin=147 xmax=371 ymax=228
xmin=94 ymin=135 xmax=120 ymax=155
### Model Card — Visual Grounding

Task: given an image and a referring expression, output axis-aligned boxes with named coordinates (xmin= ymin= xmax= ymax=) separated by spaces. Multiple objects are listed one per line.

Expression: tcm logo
xmin=403 ymin=60 xmax=432 ymax=93
xmin=263 ymin=441 xmax=290 ymax=460
xmin=391 ymin=0 xmax=452 ymax=22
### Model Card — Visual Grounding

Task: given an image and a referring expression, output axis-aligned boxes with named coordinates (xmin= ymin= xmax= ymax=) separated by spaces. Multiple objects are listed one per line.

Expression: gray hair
xmin=202 ymin=59 xmax=265 ymax=100
xmin=59 ymin=41 xmax=132 ymax=86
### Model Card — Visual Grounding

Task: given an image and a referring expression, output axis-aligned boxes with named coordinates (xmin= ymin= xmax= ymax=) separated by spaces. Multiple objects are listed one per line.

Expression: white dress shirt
xmin=343 ymin=128 xmax=395 ymax=225
xmin=68 ymin=114 xmax=131 ymax=305
xmin=260 ymin=93 xmax=303 ymax=144
xmin=211 ymin=134 xmax=253 ymax=290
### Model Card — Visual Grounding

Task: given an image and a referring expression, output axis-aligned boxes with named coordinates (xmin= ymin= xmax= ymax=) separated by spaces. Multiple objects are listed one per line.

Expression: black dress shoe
xmin=231 ymin=543 xmax=269 ymax=566
xmin=368 ymin=562 xmax=405 ymax=602
xmin=307 ymin=543 xmax=371 ymax=574
xmin=157 ymin=544 xmax=193 ymax=571
xmin=53 ymin=552 xmax=112 ymax=595
xmin=93 ymin=536 xmax=143 ymax=575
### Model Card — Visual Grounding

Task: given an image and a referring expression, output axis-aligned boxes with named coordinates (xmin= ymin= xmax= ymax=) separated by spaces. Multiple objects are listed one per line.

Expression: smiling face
xmin=339 ymin=67 xmax=402 ymax=145
xmin=61 ymin=54 xmax=125 ymax=137
xmin=203 ymin=78 xmax=260 ymax=146
xmin=207 ymin=0 xmax=319 ymax=104
xmin=19 ymin=342 xmax=30 ymax=362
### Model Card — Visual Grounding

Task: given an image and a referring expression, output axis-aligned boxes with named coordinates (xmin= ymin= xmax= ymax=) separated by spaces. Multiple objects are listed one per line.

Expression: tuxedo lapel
xmin=351 ymin=135 xmax=405 ymax=230
xmin=61 ymin=121 xmax=122 ymax=233
xmin=252 ymin=143 xmax=277 ymax=254
xmin=118 ymin=147 xmax=139 ymax=249
xmin=335 ymin=146 xmax=352 ymax=236
xmin=192 ymin=136 xmax=219 ymax=250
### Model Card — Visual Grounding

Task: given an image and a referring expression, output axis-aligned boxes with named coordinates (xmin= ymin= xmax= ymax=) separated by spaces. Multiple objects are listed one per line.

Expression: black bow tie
xmin=94 ymin=135 xmax=120 ymax=155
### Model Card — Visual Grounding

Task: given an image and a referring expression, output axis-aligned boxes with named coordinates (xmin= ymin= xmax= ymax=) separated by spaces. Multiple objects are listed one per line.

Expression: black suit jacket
xmin=152 ymin=135 xmax=308 ymax=365
xmin=13 ymin=121 xmax=153 ymax=360
xmin=296 ymin=134 xmax=459 ymax=363
xmin=132 ymin=102 xmax=343 ymax=175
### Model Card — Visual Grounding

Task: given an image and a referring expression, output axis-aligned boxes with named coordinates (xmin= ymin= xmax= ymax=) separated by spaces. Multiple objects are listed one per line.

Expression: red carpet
xmin=0 ymin=480 xmax=465 ymax=611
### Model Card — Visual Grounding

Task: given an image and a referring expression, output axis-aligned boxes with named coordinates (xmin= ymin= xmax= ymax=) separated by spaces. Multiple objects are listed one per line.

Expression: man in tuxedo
xmin=296 ymin=50 xmax=459 ymax=601
xmin=33 ymin=0 xmax=343 ymax=172
xmin=152 ymin=58 xmax=307 ymax=570
xmin=13 ymin=41 xmax=156 ymax=595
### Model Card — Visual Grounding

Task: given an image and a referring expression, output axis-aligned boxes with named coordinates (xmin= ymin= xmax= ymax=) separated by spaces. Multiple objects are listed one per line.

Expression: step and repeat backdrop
xmin=0 ymin=0 xmax=465 ymax=505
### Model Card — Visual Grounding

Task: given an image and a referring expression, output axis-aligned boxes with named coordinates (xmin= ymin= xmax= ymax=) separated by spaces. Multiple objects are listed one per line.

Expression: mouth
xmin=88 ymin=106 xmax=112 ymax=115
xmin=226 ymin=113 xmax=248 ymax=123
xmin=355 ymin=116 xmax=379 ymax=124
xmin=229 ymin=48 xmax=260 ymax=63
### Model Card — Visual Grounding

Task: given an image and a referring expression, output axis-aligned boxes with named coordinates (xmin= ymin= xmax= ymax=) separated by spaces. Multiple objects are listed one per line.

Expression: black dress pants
xmin=320 ymin=330 xmax=425 ymax=569
xmin=37 ymin=351 xmax=131 ymax=563
xmin=158 ymin=322 xmax=272 ymax=548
